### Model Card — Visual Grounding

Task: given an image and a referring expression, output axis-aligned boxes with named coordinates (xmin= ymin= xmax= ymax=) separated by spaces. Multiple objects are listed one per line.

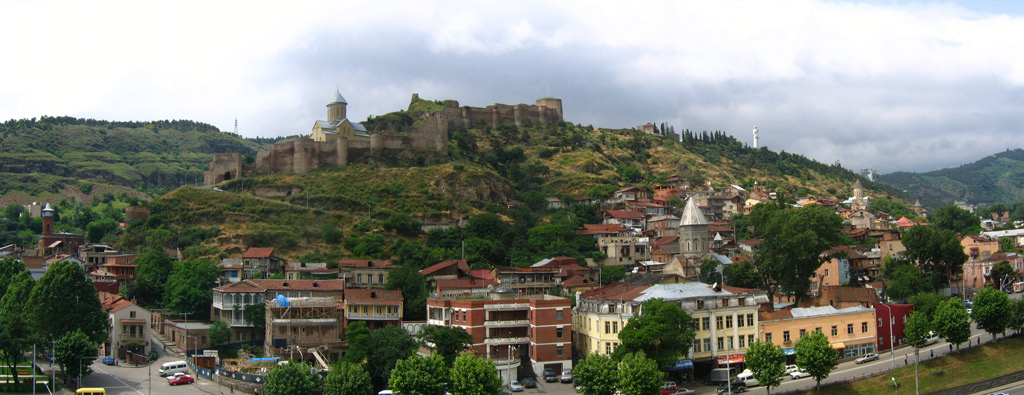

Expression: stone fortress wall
xmin=204 ymin=93 xmax=562 ymax=185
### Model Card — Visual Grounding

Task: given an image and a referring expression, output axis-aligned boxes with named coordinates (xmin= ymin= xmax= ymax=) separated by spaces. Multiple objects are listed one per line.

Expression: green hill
xmin=0 ymin=116 xmax=288 ymax=202
xmin=877 ymin=148 xmax=1024 ymax=207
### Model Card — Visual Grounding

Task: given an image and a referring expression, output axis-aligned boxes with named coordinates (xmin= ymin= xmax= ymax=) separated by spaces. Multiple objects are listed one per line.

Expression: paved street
xmin=37 ymin=352 xmax=235 ymax=395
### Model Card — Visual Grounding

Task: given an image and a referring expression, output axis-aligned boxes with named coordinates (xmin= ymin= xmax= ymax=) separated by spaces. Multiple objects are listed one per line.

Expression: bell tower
xmin=327 ymin=90 xmax=347 ymax=124
xmin=41 ymin=203 xmax=54 ymax=235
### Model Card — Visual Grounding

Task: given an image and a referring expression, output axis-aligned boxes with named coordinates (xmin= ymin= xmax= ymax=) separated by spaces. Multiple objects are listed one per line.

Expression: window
xmin=703 ymin=338 xmax=711 ymax=352
xmin=747 ymin=314 xmax=754 ymax=326
xmin=697 ymin=300 xmax=705 ymax=309
xmin=862 ymin=322 xmax=868 ymax=333
xmin=766 ymin=333 xmax=773 ymax=343
xmin=878 ymin=318 xmax=882 ymax=328
xmin=613 ymin=321 xmax=618 ymax=333
xmin=462 ymin=311 xmax=466 ymax=321
xmin=748 ymin=334 xmax=755 ymax=345
xmin=783 ymin=331 xmax=791 ymax=343
xmin=739 ymin=336 xmax=745 ymax=348
xmin=716 ymin=316 xmax=723 ymax=329
xmin=718 ymin=337 xmax=724 ymax=350
xmin=605 ymin=321 xmax=610 ymax=334
xmin=356 ymin=274 xmax=362 ymax=283
xmin=129 ymin=311 xmax=136 ymax=318
xmin=702 ymin=317 xmax=710 ymax=330
xmin=557 ymin=309 xmax=564 ymax=321
xmin=847 ymin=324 xmax=854 ymax=334
xmin=815 ymin=327 xmax=822 ymax=334
xmin=693 ymin=339 xmax=701 ymax=353
xmin=379 ymin=274 xmax=385 ymax=284
xmin=605 ymin=343 xmax=612 ymax=354
xmin=726 ymin=316 xmax=733 ymax=328
xmin=825 ymin=269 xmax=830 ymax=276
xmin=727 ymin=336 xmax=734 ymax=349
xmin=800 ymin=329 xmax=806 ymax=338
xmin=376 ymin=306 xmax=382 ymax=315
xmin=557 ymin=346 xmax=564 ymax=357
xmin=557 ymin=327 xmax=563 ymax=338
xmin=832 ymin=326 xmax=838 ymax=336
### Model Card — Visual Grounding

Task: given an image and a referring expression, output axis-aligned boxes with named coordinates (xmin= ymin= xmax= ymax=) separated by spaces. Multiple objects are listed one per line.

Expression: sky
xmin=2 ymin=0 xmax=1023 ymax=174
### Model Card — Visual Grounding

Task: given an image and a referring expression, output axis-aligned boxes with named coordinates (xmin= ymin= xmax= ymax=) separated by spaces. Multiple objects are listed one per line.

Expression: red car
xmin=167 ymin=373 xmax=195 ymax=385
xmin=659 ymin=381 xmax=678 ymax=394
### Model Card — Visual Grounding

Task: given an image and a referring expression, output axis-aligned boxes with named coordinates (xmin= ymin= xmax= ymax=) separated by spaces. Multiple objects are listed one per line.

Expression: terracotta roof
xmin=560 ymin=275 xmax=592 ymax=288
xmin=120 ymin=318 xmax=147 ymax=324
xmin=579 ymin=283 xmax=652 ymax=301
xmin=419 ymin=260 xmax=470 ymax=276
xmin=436 ymin=277 xmax=496 ymax=290
xmin=709 ymin=224 xmax=733 ymax=233
xmin=243 ymin=247 xmax=275 ymax=259
xmin=556 ymin=264 xmax=590 ymax=277
xmin=580 ymin=223 xmax=630 ymax=235
xmin=759 ymin=309 xmax=794 ymax=321
xmin=251 ymin=279 xmax=345 ymax=292
xmin=94 ymin=281 xmax=119 ymax=294
xmin=494 ymin=266 xmax=560 ymax=273
xmin=345 ymin=289 xmax=403 ymax=305
xmin=99 ymin=291 xmax=135 ymax=313
xmin=337 ymin=259 xmax=393 ymax=269
xmin=469 ymin=269 xmax=493 ymax=280
xmin=100 ymin=262 xmax=135 ymax=268
xmin=213 ymin=280 xmax=266 ymax=292
xmin=606 ymin=210 xmax=645 ymax=219
xmin=738 ymin=238 xmax=761 ymax=246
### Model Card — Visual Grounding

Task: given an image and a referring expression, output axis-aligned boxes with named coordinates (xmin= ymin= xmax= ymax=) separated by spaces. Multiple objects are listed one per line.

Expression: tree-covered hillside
xmin=878 ymin=148 xmax=1024 ymax=207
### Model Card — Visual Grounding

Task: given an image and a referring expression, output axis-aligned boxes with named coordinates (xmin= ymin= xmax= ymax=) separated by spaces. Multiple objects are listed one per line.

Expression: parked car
xmin=783 ymin=365 xmax=800 ymax=376
xmin=167 ymin=373 xmax=195 ymax=385
xmin=659 ymin=381 xmax=678 ymax=394
xmin=742 ymin=377 xmax=760 ymax=388
xmin=790 ymin=369 xmax=811 ymax=379
xmin=736 ymin=369 xmax=753 ymax=380
xmin=509 ymin=381 xmax=524 ymax=392
xmin=560 ymin=369 xmax=573 ymax=383
xmin=717 ymin=380 xmax=747 ymax=394
xmin=521 ymin=377 xmax=538 ymax=388
xmin=574 ymin=385 xmax=585 ymax=393
xmin=101 ymin=356 xmax=116 ymax=365
xmin=544 ymin=368 xmax=558 ymax=382
xmin=856 ymin=353 xmax=879 ymax=364
xmin=924 ymin=331 xmax=940 ymax=345
xmin=672 ymin=388 xmax=696 ymax=395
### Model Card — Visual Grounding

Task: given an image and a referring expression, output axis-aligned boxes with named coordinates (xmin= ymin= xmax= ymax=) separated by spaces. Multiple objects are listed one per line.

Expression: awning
xmin=783 ymin=348 xmax=796 ymax=356
xmin=47 ymin=240 xmax=62 ymax=248
xmin=663 ymin=359 xmax=693 ymax=371
xmin=717 ymin=353 xmax=745 ymax=366
xmin=831 ymin=342 xmax=846 ymax=349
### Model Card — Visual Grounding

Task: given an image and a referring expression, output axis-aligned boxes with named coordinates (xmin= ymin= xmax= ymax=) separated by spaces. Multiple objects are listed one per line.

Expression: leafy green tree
xmin=0 ymin=270 xmax=34 ymax=384
xmin=419 ymin=325 xmax=473 ymax=367
xmin=124 ymin=250 xmax=174 ymax=306
xmin=972 ymin=286 xmax=1011 ymax=342
xmin=599 ymin=265 xmax=627 ymax=285
xmin=932 ymin=297 xmax=971 ymax=350
xmin=2 ymin=203 xmax=23 ymax=220
xmin=465 ymin=213 xmax=510 ymax=241
xmin=449 ymin=352 xmax=502 ymax=395
xmin=882 ymin=257 xmax=931 ymax=301
xmin=723 ymin=261 xmax=763 ymax=289
xmin=1009 ymin=299 xmax=1024 ymax=336
xmin=162 ymin=259 xmax=219 ymax=318
xmin=932 ymin=205 xmax=978 ymax=235
xmin=386 ymin=265 xmax=427 ymax=321
xmin=264 ymin=362 xmax=318 ymax=395
xmin=616 ymin=351 xmax=662 ymax=395
xmin=999 ymin=237 xmax=1017 ymax=252
xmin=208 ymin=320 xmax=232 ymax=348
xmin=745 ymin=340 xmax=785 ymax=395
xmin=0 ymin=256 xmax=26 ymax=297
xmin=343 ymin=321 xmax=371 ymax=364
xmin=573 ymin=354 xmax=618 ymax=395
xmin=389 ymin=355 xmax=449 ymax=395
xmin=868 ymin=199 xmax=913 ymax=219
xmin=54 ymin=329 xmax=98 ymax=382
xmin=27 ymin=260 xmax=107 ymax=343
xmin=85 ymin=218 xmax=119 ymax=243
xmin=616 ymin=298 xmax=696 ymax=368
xmin=698 ymin=259 xmax=720 ymax=284
xmin=324 ymin=360 xmax=373 ymax=395
xmin=901 ymin=226 xmax=968 ymax=291
xmin=910 ymin=292 xmax=945 ymax=321
xmin=903 ymin=310 xmax=931 ymax=395
xmin=366 ymin=325 xmax=419 ymax=391
xmin=244 ymin=303 xmax=266 ymax=337
xmin=989 ymin=261 xmax=1017 ymax=291
xmin=795 ymin=331 xmax=839 ymax=393
xmin=752 ymin=204 xmax=844 ymax=305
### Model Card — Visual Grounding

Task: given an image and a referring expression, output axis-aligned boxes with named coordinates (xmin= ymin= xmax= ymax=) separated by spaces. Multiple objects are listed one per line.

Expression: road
xmin=38 ymin=353 xmax=235 ymax=395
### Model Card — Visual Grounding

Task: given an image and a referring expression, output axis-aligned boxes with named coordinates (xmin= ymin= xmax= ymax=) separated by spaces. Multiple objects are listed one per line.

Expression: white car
xmin=509 ymin=381 xmax=524 ymax=392
xmin=742 ymin=377 xmax=760 ymax=388
xmin=783 ymin=365 xmax=799 ymax=376
xmin=790 ymin=368 xmax=811 ymax=379
xmin=855 ymin=353 xmax=879 ymax=364
xmin=736 ymin=369 xmax=753 ymax=380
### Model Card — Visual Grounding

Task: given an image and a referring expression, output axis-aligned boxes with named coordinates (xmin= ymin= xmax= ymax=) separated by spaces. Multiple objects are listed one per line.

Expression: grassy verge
xmin=799 ymin=335 xmax=1024 ymax=394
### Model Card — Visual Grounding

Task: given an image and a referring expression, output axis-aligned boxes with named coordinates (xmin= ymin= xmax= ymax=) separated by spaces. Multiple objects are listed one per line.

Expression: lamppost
xmin=879 ymin=303 xmax=895 ymax=369
xmin=126 ymin=350 xmax=152 ymax=395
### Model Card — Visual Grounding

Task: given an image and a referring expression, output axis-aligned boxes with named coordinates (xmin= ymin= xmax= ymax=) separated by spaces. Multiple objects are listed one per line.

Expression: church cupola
xmin=327 ymin=90 xmax=348 ymax=123
xmin=41 ymin=203 xmax=54 ymax=235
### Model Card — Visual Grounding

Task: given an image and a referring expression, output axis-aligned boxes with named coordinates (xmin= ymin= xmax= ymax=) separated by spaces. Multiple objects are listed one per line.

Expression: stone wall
xmin=442 ymin=97 xmax=563 ymax=129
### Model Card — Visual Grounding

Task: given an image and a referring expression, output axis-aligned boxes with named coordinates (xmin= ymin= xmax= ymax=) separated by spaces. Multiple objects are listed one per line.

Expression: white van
xmin=158 ymin=361 xmax=188 ymax=377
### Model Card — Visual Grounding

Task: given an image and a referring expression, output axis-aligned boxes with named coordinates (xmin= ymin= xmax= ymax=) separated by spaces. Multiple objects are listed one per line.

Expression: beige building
xmin=100 ymin=292 xmax=152 ymax=359
xmin=338 ymin=259 xmax=394 ymax=289
xmin=758 ymin=305 xmax=877 ymax=360
xmin=310 ymin=90 xmax=370 ymax=145
xmin=344 ymin=289 xmax=403 ymax=330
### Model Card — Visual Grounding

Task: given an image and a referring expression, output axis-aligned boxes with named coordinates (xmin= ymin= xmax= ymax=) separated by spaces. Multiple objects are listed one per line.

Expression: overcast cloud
xmin=2 ymin=0 xmax=1022 ymax=173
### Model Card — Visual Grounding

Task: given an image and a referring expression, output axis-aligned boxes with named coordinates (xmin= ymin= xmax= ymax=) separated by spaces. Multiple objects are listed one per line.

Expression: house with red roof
xmin=284 ymin=262 xmax=339 ymax=281
xmin=99 ymin=291 xmax=152 ymax=359
xmin=578 ymin=223 xmax=631 ymax=238
xmin=242 ymin=247 xmax=285 ymax=278
xmin=602 ymin=210 xmax=645 ymax=230
xmin=344 ymin=289 xmax=404 ymax=330
xmin=338 ymin=259 xmax=394 ymax=289
xmin=419 ymin=260 xmax=470 ymax=282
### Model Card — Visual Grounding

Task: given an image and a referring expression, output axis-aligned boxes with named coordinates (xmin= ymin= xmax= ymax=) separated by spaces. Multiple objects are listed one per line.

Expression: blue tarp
xmin=246 ymin=357 xmax=280 ymax=362
xmin=274 ymin=294 xmax=290 ymax=306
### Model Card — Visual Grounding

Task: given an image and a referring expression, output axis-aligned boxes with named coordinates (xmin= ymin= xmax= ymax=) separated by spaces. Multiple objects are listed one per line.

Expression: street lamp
xmin=126 ymin=350 xmax=152 ymax=395
xmin=878 ymin=303 xmax=895 ymax=369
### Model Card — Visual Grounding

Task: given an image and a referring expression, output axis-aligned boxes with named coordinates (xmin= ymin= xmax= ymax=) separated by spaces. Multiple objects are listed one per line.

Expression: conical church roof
xmin=914 ymin=199 xmax=923 ymax=207
xmin=330 ymin=90 xmax=347 ymax=104
xmin=681 ymin=197 xmax=708 ymax=226
xmin=854 ymin=178 xmax=864 ymax=189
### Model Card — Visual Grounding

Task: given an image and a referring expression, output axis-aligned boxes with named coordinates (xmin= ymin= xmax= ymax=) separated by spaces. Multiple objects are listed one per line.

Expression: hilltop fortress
xmin=204 ymin=92 xmax=562 ymax=184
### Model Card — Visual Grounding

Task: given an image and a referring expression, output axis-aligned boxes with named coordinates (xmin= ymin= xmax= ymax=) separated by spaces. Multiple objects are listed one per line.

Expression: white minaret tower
xmin=753 ymin=125 xmax=760 ymax=148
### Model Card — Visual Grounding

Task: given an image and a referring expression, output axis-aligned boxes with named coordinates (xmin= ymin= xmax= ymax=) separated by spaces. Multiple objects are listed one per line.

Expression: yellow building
xmin=573 ymin=276 xmax=767 ymax=367
xmin=758 ymin=305 xmax=877 ymax=360
xmin=310 ymin=90 xmax=371 ymax=145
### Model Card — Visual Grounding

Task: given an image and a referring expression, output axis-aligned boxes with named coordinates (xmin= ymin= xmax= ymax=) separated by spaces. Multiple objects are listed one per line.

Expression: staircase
xmin=310 ymin=347 xmax=331 ymax=372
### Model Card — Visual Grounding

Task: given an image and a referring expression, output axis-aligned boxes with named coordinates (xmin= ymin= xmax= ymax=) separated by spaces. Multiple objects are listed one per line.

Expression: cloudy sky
xmin=2 ymin=0 xmax=1022 ymax=174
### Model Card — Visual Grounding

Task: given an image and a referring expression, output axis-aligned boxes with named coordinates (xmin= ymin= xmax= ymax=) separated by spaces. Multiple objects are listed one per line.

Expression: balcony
xmin=119 ymin=333 xmax=146 ymax=342
xmin=228 ymin=319 xmax=251 ymax=327
xmin=484 ymin=319 xmax=530 ymax=328
xmin=427 ymin=318 xmax=448 ymax=327
xmin=484 ymin=337 xmax=530 ymax=345
xmin=484 ymin=303 xmax=529 ymax=311
xmin=490 ymin=358 xmax=521 ymax=369
xmin=347 ymin=312 xmax=401 ymax=321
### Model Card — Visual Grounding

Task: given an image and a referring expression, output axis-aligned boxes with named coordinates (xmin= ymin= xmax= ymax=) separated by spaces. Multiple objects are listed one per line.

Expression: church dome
xmin=330 ymin=90 xmax=347 ymax=105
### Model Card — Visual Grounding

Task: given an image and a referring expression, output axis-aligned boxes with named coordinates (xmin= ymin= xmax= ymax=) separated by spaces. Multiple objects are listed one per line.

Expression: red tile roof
xmin=559 ymin=275 xmax=592 ymax=288
xmin=469 ymin=269 xmax=493 ymax=280
xmin=99 ymin=291 xmax=135 ymax=313
xmin=579 ymin=283 xmax=652 ymax=301
xmin=419 ymin=260 xmax=470 ymax=276
xmin=580 ymin=223 xmax=630 ymax=235
xmin=436 ymin=277 xmax=496 ymax=291
xmin=213 ymin=280 xmax=266 ymax=292
xmin=243 ymin=247 xmax=275 ymax=259
xmin=337 ymin=259 xmax=393 ymax=268
xmin=606 ymin=210 xmax=645 ymax=219
xmin=345 ymin=289 xmax=403 ymax=305
xmin=251 ymin=279 xmax=345 ymax=292
xmin=652 ymin=236 xmax=678 ymax=247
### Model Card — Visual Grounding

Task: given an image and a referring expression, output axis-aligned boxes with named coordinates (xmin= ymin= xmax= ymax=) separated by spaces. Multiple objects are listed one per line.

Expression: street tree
xmin=616 ymin=351 xmax=662 ymax=395
xmin=989 ymin=261 xmax=1017 ymax=291
xmin=123 ymin=250 xmax=174 ymax=306
xmin=343 ymin=321 xmax=371 ymax=364
xmin=0 ymin=270 xmax=35 ymax=384
xmin=972 ymin=286 xmax=1012 ymax=342
xmin=264 ymin=362 xmax=318 ymax=395
xmin=901 ymin=226 xmax=968 ymax=291
xmin=449 ymin=352 xmax=502 ymax=395
xmin=324 ymin=360 xmax=373 ymax=395
xmin=752 ymin=204 xmax=844 ymax=305
xmin=932 ymin=297 xmax=971 ymax=350
xmin=162 ymin=259 xmax=219 ymax=319
xmin=26 ymin=260 xmax=107 ymax=343
xmin=932 ymin=205 xmax=978 ymax=234
xmin=366 ymin=325 xmax=419 ymax=392
xmin=574 ymin=354 xmax=617 ymax=395
xmin=419 ymin=325 xmax=473 ymax=367
xmin=910 ymin=292 xmax=946 ymax=321
xmin=389 ymin=355 xmax=449 ymax=395
xmin=616 ymin=298 xmax=696 ymax=368
xmin=903 ymin=311 xmax=932 ymax=395
xmin=1009 ymin=299 xmax=1024 ymax=336
xmin=745 ymin=340 xmax=785 ymax=395
xmin=207 ymin=320 xmax=232 ymax=348
xmin=54 ymin=329 xmax=98 ymax=383
xmin=0 ymin=256 xmax=26 ymax=297
xmin=882 ymin=257 xmax=931 ymax=302
xmin=795 ymin=331 xmax=839 ymax=393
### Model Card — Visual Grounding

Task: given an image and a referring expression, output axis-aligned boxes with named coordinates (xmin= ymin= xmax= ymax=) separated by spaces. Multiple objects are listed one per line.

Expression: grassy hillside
xmin=0 ymin=116 xmax=286 ymax=201
xmin=877 ymin=148 xmax=1024 ymax=207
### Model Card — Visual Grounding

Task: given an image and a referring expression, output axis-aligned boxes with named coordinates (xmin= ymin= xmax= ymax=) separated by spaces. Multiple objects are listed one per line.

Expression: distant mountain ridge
xmin=877 ymin=148 xmax=1024 ymax=207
